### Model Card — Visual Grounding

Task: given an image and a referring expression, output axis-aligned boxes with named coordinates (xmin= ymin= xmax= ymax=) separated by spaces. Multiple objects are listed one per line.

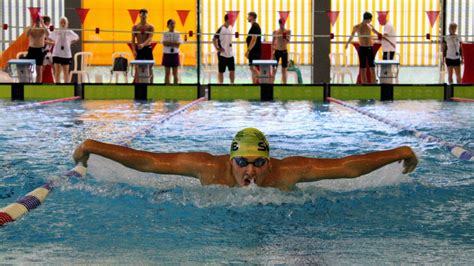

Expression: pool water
xmin=0 ymin=99 xmax=472 ymax=263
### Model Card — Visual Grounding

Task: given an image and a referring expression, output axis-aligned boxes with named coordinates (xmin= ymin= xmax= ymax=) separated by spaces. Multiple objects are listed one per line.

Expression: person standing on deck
xmin=25 ymin=16 xmax=49 ymax=83
xmin=246 ymin=12 xmax=262 ymax=84
xmin=132 ymin=9 xmax=155 ymax=83
xmin=272 ymin=19 xmax=291 ymax=84
xmin=345 ymin=12 xmax=394 ymax=84
xmin=213 ymin=14 xmax=235 ymax=84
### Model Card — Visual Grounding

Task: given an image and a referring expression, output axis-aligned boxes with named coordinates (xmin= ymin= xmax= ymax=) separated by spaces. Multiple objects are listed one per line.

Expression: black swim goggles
xmin=233 ymin=157 xmax=268 ymax=168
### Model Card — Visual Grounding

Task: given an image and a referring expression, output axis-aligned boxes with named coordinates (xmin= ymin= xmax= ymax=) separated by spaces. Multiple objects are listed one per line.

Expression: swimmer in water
xmin=73 ymin=128 xmax=418 ymax=191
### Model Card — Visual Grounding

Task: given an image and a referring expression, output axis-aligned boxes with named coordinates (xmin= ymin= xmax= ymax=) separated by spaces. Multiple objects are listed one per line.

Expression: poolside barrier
xmin=0 ymin=97 xmax=207 ymax=226
xmin=327 ymin=97 xmax=474 ymax=162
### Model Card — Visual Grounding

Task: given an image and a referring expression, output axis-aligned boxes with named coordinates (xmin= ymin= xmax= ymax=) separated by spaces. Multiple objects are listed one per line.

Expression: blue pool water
xmin=0 ymin=99 xmax=472 ymax=263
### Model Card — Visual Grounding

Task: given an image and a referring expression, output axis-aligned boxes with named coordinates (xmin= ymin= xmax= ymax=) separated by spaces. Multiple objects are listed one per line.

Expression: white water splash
xmin=71 ymin=154 xmax=412 ymax=207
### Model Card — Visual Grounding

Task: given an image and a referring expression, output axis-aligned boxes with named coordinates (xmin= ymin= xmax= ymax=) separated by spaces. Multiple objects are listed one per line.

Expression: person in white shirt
xmin=443 ymin=22 xmax=463 ymax=84
xmin=382 ymin=22 xmax=397 ymax=60
xmin=213 ymin=15 xmax=235 ymax=84
xmin=162 ymin=19 xmax=182 ymax=84
xmin=48 ymin=17 xmax=79 ymax=83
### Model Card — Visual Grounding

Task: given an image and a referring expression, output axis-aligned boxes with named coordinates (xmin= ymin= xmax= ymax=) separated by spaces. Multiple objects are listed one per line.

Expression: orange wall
xmin=83 ymin=0 xmax=197 ymax=66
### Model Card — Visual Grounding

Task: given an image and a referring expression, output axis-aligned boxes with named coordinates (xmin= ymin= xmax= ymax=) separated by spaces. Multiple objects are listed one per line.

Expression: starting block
xmin=374 ymin=60 xmax=400 ymax=84
xmin=131 ymin=60 xmax=154 ymax=83
xmin=253 ymin=59 xmax=278 ymax=84
xmin=7 ymin=59 xmax=36 ymax=83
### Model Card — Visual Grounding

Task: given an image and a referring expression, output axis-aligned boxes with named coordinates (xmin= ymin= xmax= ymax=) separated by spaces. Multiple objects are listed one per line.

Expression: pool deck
xmin=87 ymin=65 xmax=457 ymax=84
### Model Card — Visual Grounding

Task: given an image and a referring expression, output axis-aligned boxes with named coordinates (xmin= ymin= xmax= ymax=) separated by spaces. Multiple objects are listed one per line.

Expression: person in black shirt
xmin=246 ymin=12 xmax=261 ymax=84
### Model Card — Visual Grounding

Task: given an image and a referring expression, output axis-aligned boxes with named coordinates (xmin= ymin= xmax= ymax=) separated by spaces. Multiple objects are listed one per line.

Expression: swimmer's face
xmin=140 ymin=12 xmax=148 ymax=19
xmin=230 ymin=156 xmax=271 ymax=187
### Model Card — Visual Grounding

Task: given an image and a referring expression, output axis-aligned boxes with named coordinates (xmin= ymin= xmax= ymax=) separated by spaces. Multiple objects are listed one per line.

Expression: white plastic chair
xmin=202 ymin=52 xmax=218 ymax=84
xmin=329 ymin=53 xmax=354 ymax=83
xmin=178 ymin=52 xmax=185 ymax=83
xmin=69 ymin=52 xmax=93 ymax=83
xmin=110 ymin=51 xmax=132 ymax=83
xmin=288 ymin=52 xmax=301 ymax=83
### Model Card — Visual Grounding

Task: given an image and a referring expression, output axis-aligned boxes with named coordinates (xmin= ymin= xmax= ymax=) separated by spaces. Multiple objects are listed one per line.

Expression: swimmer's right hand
xmin=73 ymin=140 xmax=91 ymax=167
xmin=398 ymin=146 xmax=418 ymax=174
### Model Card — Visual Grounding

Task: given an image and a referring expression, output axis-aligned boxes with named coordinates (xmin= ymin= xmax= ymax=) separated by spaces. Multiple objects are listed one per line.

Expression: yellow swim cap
xmin=230 ymin=128 xmax=270 ymax=159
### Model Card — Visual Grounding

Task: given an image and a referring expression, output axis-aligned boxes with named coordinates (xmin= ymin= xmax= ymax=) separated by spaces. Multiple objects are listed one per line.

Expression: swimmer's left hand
xmin=398 ymin=146 xmax=418 ymax=174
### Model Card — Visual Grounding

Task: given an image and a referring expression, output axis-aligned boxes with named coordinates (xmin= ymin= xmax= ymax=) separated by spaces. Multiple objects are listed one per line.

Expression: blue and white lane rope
xmin=0 ymin=97 xmax=207 ymax=226
xmin=327 ymin=97 xmax=474 ymax=162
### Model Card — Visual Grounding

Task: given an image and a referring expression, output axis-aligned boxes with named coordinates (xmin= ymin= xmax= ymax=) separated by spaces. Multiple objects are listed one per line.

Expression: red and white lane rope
xmin=2 ymin=96 xmax=81 ymax=112
xmin=450 ymin=97 xmax=474 ymax=103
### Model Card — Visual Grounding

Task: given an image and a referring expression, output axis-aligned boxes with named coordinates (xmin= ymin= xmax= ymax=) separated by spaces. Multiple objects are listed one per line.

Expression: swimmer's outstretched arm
xmin=284 ymin=146 xmax=418 ymax=183
xmin=73 ymin=139 xmax=216 ymax=178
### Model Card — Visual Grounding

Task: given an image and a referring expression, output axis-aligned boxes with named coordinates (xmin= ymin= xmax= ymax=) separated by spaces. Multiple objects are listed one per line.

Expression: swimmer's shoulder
xmin=266 ymin=157 xmax=301 ymax=189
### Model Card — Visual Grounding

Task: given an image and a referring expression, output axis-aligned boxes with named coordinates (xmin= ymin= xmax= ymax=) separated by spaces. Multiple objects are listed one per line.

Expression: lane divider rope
xmin=2 ymin=96 xmax=81 ymax=112
xmin=450 ymin=97 xmax=474 ymax=103
xmin=0 ymin=165 xmax=87 ymax=226
xmin=0 ymin=97 xmax=207 ymax=226
xmin=120 ymin=97 xmax=207 ymax=147
xmin=327 ymin=97 xmax=473 ymax=162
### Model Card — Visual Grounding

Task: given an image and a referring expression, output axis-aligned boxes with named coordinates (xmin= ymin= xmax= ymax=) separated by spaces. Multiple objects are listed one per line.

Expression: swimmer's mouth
xmin=244 ymin=177 xmax=255 ymax=186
